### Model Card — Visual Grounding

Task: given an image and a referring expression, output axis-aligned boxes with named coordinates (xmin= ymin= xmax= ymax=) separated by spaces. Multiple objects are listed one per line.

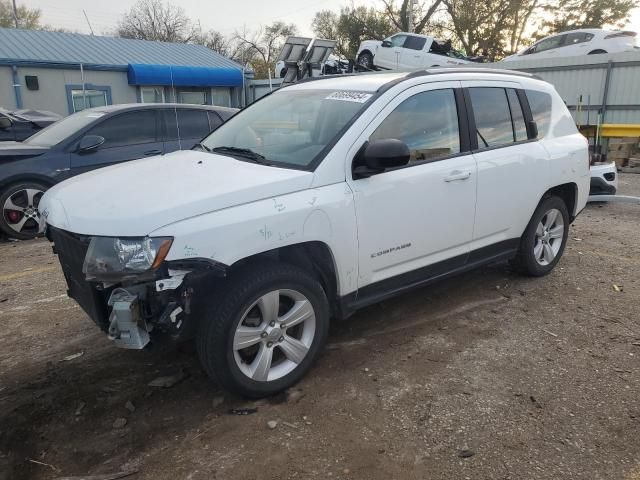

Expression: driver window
xmin=390 ymin=35 xmax=408 ymax=47
xmin=370 ymin=89 xmax=460 ymax=163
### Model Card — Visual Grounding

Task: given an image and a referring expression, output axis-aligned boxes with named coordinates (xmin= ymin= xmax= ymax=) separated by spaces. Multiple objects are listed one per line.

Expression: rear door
xmin=69 ymin=109 xmax=162 ymax=175
xmin=462 ymin=82 xmax=550 ymax=252
xmin=162 ymin=108 xmax=215 ymax=152
xmin=401 ymin=35 xmax=428 ymax=69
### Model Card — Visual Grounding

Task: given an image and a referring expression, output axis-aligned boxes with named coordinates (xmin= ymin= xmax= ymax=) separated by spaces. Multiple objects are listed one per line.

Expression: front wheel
xmin=357 ymin=52 xmax=373 ymax=71
xmin=196 ymin=262 xmax=329 ymax=398
xmin=513 ymin=196 xmax=569 ymax=276
xmin=0 ymin=181 xmax=47 ymax=239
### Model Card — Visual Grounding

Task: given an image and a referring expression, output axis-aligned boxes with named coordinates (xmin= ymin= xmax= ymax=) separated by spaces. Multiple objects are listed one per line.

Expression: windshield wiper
xmin=212 ymin=146 xmax=271 ymax=165
xmin=193 ymin=142 xmax=212 ymax=152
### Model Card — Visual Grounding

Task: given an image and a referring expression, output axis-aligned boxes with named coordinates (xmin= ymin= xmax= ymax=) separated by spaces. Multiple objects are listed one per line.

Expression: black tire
xmin=512 ymin=196 xmax=570 ymax=277
xmin=357 ymin=51 xmax=374 ymax=71
xmin=588 ymin=49 xmax=607 ymax=55
xmin=0 ymin=181 xmax=48 ymax=240
xmin=196 ymin=262 xmax=330 ymax=398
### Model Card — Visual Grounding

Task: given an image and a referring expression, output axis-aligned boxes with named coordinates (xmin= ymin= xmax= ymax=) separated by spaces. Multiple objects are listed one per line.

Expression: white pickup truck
xmin=41 ymin=68 xmax=589 ymax=398
xmin=357 ymin=32 xmax=473 ymax=70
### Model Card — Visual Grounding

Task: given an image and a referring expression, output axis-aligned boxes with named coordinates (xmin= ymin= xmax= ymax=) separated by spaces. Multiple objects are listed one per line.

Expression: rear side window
xmin=371 ymin=88 xmax=460 ymax=163
xmin=404 ymin=36 xmax=427 ymax=50
xmin=506 ymin=89 xmax=528 ymax=142
xmin=468 ymin=87 xmax=514 ymax=148
xmin=164 ymin=109 xmax=211 ymax=141
xmin=525 ymin=90 xmax=552 ymax=138
xmin=565 ymin=32 xmax=594 ymax=45
xmin=88 ymin=110 xmax=157 ymax=148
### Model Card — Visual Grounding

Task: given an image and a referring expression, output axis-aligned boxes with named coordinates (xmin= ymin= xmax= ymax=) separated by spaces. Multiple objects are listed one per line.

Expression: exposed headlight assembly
xmin=83 ymin=236 xmax=173 ymax=281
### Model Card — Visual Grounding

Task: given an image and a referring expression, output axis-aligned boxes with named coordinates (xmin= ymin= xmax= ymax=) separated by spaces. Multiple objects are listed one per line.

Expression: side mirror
xmin=381 ymin=40 xmax=392 ymax=48
xmin=353 ymin=139 xmax=410 ymax=179
xmin=0 ymin=117 xmax=12 ymax=129
xmin=78 ymin=135 xmax=105 ymax=152
xmin=527 ymin=120 xmax=538 ymax=139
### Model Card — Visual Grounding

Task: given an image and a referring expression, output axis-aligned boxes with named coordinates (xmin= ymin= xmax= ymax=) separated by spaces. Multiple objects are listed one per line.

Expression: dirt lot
xmin=1 ymin=175 xmax=639 ymax=480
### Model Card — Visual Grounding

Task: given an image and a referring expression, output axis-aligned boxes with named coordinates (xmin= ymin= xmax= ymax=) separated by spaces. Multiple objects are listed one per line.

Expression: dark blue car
xmin=0 ymin=103 xmax=236 ymax=239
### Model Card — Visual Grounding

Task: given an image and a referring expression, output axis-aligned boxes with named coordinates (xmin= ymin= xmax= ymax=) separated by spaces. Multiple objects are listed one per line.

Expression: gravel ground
xmin=1 ymin=174 xmax=639 ymax=480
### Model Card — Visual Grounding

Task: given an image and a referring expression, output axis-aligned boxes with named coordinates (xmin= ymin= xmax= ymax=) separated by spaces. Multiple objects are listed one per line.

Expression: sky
xmin=22 ymin=0 xmax=640 ymax=40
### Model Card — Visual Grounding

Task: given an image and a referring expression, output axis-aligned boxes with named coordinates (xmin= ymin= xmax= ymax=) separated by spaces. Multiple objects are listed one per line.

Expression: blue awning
xmin=127 ymin=64 xmax=243 ymax=87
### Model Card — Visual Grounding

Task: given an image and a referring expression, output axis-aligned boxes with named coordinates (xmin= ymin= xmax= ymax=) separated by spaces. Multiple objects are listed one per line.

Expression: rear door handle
xmin=444 ymin=170 xmax=471 ymax=182
xmin=144 ymin=149 xmax=162 ymax=156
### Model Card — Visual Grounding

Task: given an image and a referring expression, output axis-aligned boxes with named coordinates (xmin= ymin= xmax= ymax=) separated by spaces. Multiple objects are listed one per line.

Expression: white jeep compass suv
xmin=40 ymin=68 xmax=590 ymax=398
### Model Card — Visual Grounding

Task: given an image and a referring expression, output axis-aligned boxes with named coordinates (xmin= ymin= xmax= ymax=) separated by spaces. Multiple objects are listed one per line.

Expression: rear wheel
xmin=0 ymin=181 xmax=47 ymax=239
xmin=196 ymin=262 xmax=329 ymax=398
xmin=513 ymin=196 xmax=569 ymax=276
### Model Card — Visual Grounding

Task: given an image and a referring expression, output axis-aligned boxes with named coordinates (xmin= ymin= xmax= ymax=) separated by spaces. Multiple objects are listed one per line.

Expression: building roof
xmin=0 ymin=27 xmax=242 ymax=71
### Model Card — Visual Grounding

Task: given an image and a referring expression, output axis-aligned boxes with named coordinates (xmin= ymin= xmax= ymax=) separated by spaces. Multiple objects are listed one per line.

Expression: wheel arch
xmin=229 ymin=241 xmax=341 ymax=318
xmin=542 ymin=182 xmax=578 ymax=220
xmin=0 ymin=174 xmax=56 ymax=193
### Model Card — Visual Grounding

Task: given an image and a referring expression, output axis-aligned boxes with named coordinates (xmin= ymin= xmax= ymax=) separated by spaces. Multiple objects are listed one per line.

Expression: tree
xmin=116 ymin=0 xmax=195 ymax=42
xmin=235 ymin=21 xmax=297 ymax=79
xmin=0 ymin=0 xmax=41 ymax=29
xmin=380 ymin=0 xmax=444 ymax=34
xmin=191 ymin=29 xmax=240 ymax=59
xmin=539 ymin=0 xmax=635 ymax=33
xmin=312 ymin=6 xmax=394 ymax=59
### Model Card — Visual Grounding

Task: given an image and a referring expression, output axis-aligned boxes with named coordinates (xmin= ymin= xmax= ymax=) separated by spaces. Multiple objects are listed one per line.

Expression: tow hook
xmin=107 ymin=289 xmax=150 ymax=349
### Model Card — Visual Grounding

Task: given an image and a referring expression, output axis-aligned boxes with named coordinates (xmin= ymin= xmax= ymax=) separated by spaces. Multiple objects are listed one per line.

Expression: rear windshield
xmin=201 ymin=89 xmax=373 ymax=169
xmin=24 ymin=109 xmax=104 ymax=146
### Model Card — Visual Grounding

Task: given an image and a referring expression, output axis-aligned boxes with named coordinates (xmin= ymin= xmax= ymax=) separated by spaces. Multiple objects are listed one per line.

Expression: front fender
xmin=150 ymin=183 xmax=359 ymax=296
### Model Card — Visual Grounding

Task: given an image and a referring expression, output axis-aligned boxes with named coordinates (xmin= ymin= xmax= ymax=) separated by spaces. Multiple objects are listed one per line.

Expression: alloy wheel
xmin=233 ymin=289 xmax=316 ymax=382
xmin=533 ymin=208 xmax=564 ymax=266
xmin=3 ymin=188 xmax=44 ymax=236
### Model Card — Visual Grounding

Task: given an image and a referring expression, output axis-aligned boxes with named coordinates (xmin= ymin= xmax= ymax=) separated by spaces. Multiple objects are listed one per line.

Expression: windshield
xmin=201 ymin=89 xmax=373 ymax=169
xmin=24 ymin=109 xmax=105 ymax=147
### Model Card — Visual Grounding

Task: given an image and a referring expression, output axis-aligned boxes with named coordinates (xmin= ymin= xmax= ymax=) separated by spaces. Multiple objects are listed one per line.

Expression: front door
xmin=69 ymin=109 xmax=162 ymax=175
xmin=346 ymin=82 xmax=477 ymax=290
xmin=375 ymin=34 xmax=407 ymax=69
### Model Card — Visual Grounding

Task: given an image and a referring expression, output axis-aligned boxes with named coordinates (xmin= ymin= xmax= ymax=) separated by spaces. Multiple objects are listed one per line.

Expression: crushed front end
xmin=46 ymin=226 xmax=224 ymax=349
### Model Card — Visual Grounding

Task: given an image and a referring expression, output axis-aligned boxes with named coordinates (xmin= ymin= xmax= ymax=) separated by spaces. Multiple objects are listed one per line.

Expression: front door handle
xmin=444 ymin=170 xmax=471 ymax=182
xmin=144 ymin=149 xmax=162 ymax=156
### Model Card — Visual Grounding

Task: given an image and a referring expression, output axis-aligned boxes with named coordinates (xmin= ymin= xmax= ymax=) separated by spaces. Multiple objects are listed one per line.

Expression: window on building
xmin=71 ymin=89 xmax=108 ymax=112
xmin=506 ymin=89 xmax=528 ymax=142
xmin=177 ymin=89 xmax=207 ymax=105
xmin=525 ymin=90 xmax=553 ymax=138
xmin=211 ymin=88 xmax=231 ymax=107
xmin=164 ymin=109 xmax=211 ymax=140
xmin=469 ymin=87 xmax=515 ymax=148
xmin=370 ymin=89 xmax=460 ymax=163
xmin=141 ymin=86 xmax=165 ymax=103
xmin=88 ymin=110 xmax=158 ymax=148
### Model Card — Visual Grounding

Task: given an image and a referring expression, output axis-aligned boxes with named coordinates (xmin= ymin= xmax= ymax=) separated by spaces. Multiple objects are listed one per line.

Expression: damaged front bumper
xmin=47 ymin=226 xmax=225 ymax=349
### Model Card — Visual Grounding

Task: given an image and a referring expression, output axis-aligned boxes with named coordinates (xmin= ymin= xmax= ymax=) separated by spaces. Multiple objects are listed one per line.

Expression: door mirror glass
xmin=78 ymin=134 xmax=105 ymax=152
xmin=0 ymin=116 xmax=12 ymax=129
xmin=354 ymin=139 xmax=410 ymax=178
xmin=381 ymin=40 xmax=392 ymax=48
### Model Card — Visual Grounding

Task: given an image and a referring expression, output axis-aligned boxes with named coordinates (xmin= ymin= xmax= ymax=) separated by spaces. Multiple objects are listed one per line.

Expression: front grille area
xmin=48 ymin=226 xmax=110 ymax=330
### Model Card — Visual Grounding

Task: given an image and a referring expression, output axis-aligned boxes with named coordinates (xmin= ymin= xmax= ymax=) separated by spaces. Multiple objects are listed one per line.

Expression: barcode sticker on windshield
xmin=325 ymin=91 xmax=373 ymax=103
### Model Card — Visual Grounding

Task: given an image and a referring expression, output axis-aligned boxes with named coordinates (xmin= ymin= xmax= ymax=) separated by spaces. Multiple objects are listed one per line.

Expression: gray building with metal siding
xmin=0 ymin=28 xmax=248 ymax=116
xmin=490 ymin=51 xmax=640 ymax=126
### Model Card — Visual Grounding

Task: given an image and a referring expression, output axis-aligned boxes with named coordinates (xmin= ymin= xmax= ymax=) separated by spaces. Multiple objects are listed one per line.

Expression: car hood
xmin=0 ymin=141 xmax=50 ymax=158
xmin=41 ymin=150 xmax=314 ymax=236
